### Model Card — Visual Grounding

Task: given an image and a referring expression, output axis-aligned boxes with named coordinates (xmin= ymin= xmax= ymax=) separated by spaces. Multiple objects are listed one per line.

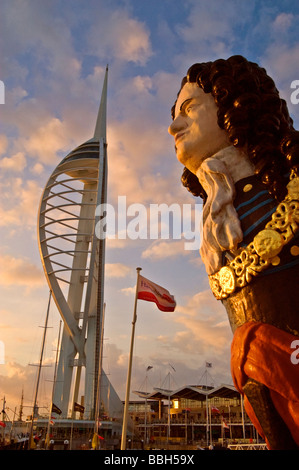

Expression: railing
xmin=140 ymin=417 xmax=252 ymax=425
xmin=228 ymin=443 xmax=268 ymax=450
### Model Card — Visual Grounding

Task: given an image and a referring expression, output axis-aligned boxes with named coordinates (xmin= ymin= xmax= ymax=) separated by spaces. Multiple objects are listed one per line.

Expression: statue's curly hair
xmin=171 ymin=55 xmax=299 ymax=202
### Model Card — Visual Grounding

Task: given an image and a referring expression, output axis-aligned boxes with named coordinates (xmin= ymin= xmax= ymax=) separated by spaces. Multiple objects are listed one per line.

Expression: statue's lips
xmin=175 ymin=131 xmax=186 ymax=144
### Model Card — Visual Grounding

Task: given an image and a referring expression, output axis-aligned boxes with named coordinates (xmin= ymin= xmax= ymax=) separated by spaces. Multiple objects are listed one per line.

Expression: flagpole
xmin=29 ymin=290 xmax=52 ymax=450
xmin=46 ymin=319 xmax=62 ymax=449
xmin=229 ymin=403 xmax=232 ymax=440
xmin=93 ymin=302 xmax=106 ymax=450
xmin=209 ymin=401 xmax=212 ymax=447
xmin=121 ymin=267 xmax=142 ymax=450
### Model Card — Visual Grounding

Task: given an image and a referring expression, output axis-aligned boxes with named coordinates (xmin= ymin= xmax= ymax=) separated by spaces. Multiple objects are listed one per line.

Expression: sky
xmin=1 ymin=0 xmax=299 ymax=418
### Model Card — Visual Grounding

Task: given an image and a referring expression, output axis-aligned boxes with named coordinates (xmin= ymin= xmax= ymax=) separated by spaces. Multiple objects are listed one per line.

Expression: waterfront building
xmin=131 ymin=384 xmax=264 ymax=449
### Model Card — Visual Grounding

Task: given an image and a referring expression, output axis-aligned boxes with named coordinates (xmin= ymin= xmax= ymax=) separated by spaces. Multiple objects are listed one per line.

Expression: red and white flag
xmin=211 ymin=406 xmax=220 ymax=414
xmin=137 ymin=275 xmax=176 ymax=312
xmin=222 ymin=418 xmax=229 ymax=429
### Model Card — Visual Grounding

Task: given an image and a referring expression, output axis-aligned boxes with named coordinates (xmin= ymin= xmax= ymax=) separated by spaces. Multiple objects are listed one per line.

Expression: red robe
xmin=231 ymin=321 xmax=299 ymax=448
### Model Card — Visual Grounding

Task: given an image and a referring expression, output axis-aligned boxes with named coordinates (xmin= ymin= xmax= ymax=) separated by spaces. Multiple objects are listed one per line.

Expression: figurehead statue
xmin=169 ymin=55 xmax=299 ymax=449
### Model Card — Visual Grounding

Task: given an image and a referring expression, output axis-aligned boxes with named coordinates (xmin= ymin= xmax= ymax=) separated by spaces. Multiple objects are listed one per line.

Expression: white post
xmin=167 ymin=393 xmax=170 ymax=444
xmin=209 ymin=401 xmax=212 ymax=447
xmin=46 ymin=319 xmax=62 ymax=449
xmin=144 ymin=371 xmax=147 ymax=446
xmin=229 ymin=403 xmax=232 ymax=440
xmin=120 ymin=267 xmax=142 ymax=450
xmin=205 ymin=370 xmax=209 ymax=447
xmin=241 ymin=395 xmax=246 ymax=439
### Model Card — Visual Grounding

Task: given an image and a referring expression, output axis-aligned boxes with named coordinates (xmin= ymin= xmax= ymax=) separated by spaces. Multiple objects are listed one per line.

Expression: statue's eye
xmin=186 ymin=103 xmax=199 ymax=114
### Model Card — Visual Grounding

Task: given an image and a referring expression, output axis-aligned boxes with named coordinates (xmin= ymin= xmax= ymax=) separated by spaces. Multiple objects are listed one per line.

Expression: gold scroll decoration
xmin=209 ymin=177 xmax=299 ymax=300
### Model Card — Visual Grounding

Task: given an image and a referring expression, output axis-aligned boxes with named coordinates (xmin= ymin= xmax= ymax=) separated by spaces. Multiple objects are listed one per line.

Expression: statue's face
xmin=168 ymin=82 xmax=230 ymax=174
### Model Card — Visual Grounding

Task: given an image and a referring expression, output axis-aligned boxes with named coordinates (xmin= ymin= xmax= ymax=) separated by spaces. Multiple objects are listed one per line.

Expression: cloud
xmin=87 ymin=8 xmax=153 ymax=65
xmin=272 ymin=12 xmax=294 ymax=32
xmin=0 ymin=178 xmax=42 ymax=228
xmin=31 ymin=162 xmax=44 ymax=175
xmin=263 ymin=43 xmax=299 ymax=85
xmin=0 ymin=254 xmax=44 ymax=287
xmin=109 ymin=117 xmax=171 ymax=168
xmin=0 ymin=152 xmax=27 ymax=172
xmin=0 ymin=361 xmax=51 ymax=416
xmin=177 ymin=3 xmax=234 ymax=44
xmin=260 ymin=39 xmax=299 ymax=127
xmin=121 ymin=286 xmax=136 ymax=296
xmin=0 ymin=135 xmax=8 ymax=156
xmin=2 ymin=0 xmax=78 ymax=82
xmin=1 ymin=1 xmax=97 ymax=166
xmin=21 ymin=117 xmax=72 ymax=164
xmin=105 ymin=263 xmax=130 ymax=278
xmin=107 ymin=128 xmax=179 ymax=210
xmin=142 ymin=240 xmax=187 ymax=259
xmin=2 ymin=93 xmax=78 ymax=167
xmin=160 ymin=290 xmax=232 ymax=359
xmin=173 ymin=0 xmax=255 ymax=68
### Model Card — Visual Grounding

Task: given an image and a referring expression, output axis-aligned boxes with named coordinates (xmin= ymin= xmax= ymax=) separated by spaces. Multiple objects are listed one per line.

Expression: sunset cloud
xmin=87 ymin=8 xmax=153 ymax=65
xmin=0 ymin=175 xmax=43 ymax=229
xmin=0 ymin=152 xmax=27 ymax=172
xmin=173 ymin=290 xmax=232 ymax=355
xmin=0 ymin=135 xmax=8 ymax=156
xmin=142 ymin=240 xmax=188 ymax=259
xmin=22 ymin=117 xmax=71 ymax=164
xmin=0 ymin=254 xmax=44 ymax=287
xmin=105 ymin=263 xmax=131 ymax=278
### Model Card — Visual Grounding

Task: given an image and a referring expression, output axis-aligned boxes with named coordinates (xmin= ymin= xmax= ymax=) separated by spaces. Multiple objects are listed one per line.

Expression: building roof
xmin=133 ymin=384 xmax=239 ymax=402
xmin=207 ymin=384 xmax=240 ymax=399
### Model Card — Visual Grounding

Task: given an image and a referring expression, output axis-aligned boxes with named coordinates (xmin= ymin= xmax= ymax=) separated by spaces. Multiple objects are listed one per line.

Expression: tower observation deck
xmin=38 ymin=67 xmax=123 ymax=420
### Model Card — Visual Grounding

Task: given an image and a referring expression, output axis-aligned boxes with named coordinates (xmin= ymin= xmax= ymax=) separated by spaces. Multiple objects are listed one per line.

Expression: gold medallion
xmin=290 ymin=245 xmax=299 ymax=256
xmin=218 ymin=266 xmax=236 ymax=294
xmin=287 ymin=177 xmax=299 ymax=201
xmin=253 ymin=229 xmax=284 ymax=260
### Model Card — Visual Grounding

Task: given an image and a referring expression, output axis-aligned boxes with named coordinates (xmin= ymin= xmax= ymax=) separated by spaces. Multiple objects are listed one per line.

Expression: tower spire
xmin=38 ymin=62 xmax=124 ymax=423
xmin=93 ymin=65 xmax=108 ymax=141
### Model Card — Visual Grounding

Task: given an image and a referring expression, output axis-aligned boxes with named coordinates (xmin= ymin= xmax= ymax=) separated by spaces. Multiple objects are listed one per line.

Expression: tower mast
xmin=93 ymin=65 xmax=108 ymax=141
xmin=38 ymin=66 xmax=122 ymax=420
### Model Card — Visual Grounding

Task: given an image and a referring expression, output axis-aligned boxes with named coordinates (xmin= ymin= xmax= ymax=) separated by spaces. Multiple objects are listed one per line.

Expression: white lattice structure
xmin=38 ymin=68 xmax=122 ymax=420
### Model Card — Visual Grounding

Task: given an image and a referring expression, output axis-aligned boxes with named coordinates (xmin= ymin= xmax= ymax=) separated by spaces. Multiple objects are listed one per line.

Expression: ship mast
xmin=18 ymin=389 xmax=24 ymax=422
xmin=28 ymin=290 xmax=52 ymax=449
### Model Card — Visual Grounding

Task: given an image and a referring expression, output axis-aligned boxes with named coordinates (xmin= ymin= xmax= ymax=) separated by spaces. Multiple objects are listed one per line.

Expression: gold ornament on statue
xmin=209 ymin=177 xmax=299 ymax=300
xmin=253 ymin=229 xmax=284 ymax=260
xmin=218 ymin=266 xmax=236 ymax=294
xmin=287 ymin=175 xmax=299 ymax=200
